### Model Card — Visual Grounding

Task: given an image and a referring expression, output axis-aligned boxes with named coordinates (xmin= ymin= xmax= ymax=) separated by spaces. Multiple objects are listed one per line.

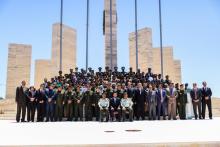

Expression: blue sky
xmin=0 ymin=0 xmax=219 ymax=98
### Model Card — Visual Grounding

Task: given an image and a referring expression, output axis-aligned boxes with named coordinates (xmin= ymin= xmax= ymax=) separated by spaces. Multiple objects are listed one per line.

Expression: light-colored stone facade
xmin=152 ymin=47 xmax=181 ymax=84
xmin=129 ymin=28 xmax=153 ymax=72
xmin=51 ymin=23 xmax=77 ymax=75
xmin=104 ymin=0 xmax=117 ymax=69
xmin=34 ymin=60 xmax=55 ymax=88
xmin=5 ymin=44 xmax=32 ymax=99
xmin=173 ymin=60 xmax=182 ymax=84
xmin=34 ymin=23 xmax=77 ymax=88
xmin=129 ymin=28 xmax=182 ymax=84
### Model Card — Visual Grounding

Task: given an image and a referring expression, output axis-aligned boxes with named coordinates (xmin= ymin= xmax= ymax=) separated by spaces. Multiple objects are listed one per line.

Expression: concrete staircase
xmin=0 ymin=99 xmax=16 ymax=120
xmin=212 ymin=98 xmax=220 ymax=117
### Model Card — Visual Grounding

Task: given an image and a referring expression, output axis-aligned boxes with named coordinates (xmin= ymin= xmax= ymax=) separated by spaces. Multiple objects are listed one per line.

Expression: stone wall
xmin=129 ymin=28 xmax=153 ymax=72
xmin=34 ymin=23 xmax=77 ymax=88
xmin=129 ymin=28 xmax=182 ymax=84
xmin=51 ymin=23 xmax=77 ymax=75
xmin=5 ymin=44 xmax=32 ymax=99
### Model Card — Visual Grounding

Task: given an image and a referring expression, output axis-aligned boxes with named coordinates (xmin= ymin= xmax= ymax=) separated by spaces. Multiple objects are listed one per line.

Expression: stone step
xmin=0 ymin=116 xmax=15 ymax=120
xmin=0 ymin=114 xmax=16 ymax=117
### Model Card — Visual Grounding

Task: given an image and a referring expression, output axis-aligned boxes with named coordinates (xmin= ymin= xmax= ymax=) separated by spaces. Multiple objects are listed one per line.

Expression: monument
xmin=129 ymin=28 xmax=182 ymax=84
xmin=103 ymin=0 xmax=117 ymax=69
xmin=5 ymin=43 xmax=32 ymax=99
xmin=34 ymin=23 xmax=77 ymax=88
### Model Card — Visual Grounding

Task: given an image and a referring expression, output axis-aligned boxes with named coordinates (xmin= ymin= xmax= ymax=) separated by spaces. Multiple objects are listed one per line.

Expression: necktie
xmin=194 ymin=90 xmax=197 ymax=99
xmin=150 ymin=91 xmax=152 ymax=102
xmin=170 ymin=88 xmax=173 ymax=97
xmin=161 ymin=90 xmax=163 ymax=102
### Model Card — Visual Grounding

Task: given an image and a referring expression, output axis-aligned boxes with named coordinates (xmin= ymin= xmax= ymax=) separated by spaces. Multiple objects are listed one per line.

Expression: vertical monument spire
xmin=103 ymin=0 xmax=117 ymax=70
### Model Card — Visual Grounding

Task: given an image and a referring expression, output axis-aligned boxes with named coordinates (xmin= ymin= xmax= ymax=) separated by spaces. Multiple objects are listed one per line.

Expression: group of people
xmin=15 ymin=67 xmax=213 ymax=122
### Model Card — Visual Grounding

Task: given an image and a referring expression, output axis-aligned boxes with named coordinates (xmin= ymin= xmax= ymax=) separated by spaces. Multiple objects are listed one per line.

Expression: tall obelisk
xmin=103 ymin=0 xmax=117 ymax=69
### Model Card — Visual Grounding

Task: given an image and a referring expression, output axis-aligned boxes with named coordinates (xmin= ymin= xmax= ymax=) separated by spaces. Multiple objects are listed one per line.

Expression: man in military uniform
xmin=121 ymin=92 xmax=133 ymax=121
xmin=116 ymin=84 xmax=124 ymax=99
xmin=73 ymin=86 xmax=83 ymax=121
xmin=165 ymin=75 xmax=171 ymax=85
xmin=105 ymin=83 xmax=113 ymax=99
xmin=65 ymin=85 xmax=74 ymax=121
xmin=91 ymin=87 xmax=101 ymax=121
xmin=54 ymin=86 xmax=64 ymax=121
xmin=98 ymin=93 xmax=109 ymax=122
xmin=82 ymin=85 xmax=93 ymax=121
xmin=175 ymin=83 xmax=180 ymax=116
xmin=177 ymin=84 xmax=187 ymax=120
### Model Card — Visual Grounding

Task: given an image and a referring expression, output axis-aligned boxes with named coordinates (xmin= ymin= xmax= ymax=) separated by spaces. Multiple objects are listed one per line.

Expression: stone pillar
xmin=34 ymin=60 xmax=55 ymax=89
xmin=6 ymin=44 xmax=32 ymax=99
xmin=51 ymin=23 xmax=77 ymax=75
xmin=104 ymin=0 xmax=117 ymax=69
xmin=129 ymin=28 xmax=153 ymax=72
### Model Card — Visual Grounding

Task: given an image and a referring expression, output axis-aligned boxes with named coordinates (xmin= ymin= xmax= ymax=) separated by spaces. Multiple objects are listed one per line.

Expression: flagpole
xmin=60 ymin=0 xmax=63 ymax=71
xmin=135 ymin=0 xmax=138 ymax=72
xmin=110 ymin=0 xmax=113 ymax=70
xmin=159 ymin=0 xmax=164 ymax=78
xmin=86 ymin=0 xmax=89 ymax=72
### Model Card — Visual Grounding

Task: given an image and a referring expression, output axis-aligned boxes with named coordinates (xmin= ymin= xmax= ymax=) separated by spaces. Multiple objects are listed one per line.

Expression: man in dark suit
xmin=190 ymin=83 xmax=202 ymax=120
xmin=201 ymin=81 xmax=212 ymax=119
xmin=36 ymin=84 xmax=46 ymax=122
xmin=109 ymin=92 xmax=121 ymax=121
xmin=134 ymin=83 xmax=146 ymax=120
xmin=26 ymin=86 xmax=37 ymax=122
xmin=45 ymin=85 xmax=56 ymax=122
xmin=156 ymin=83 xmax=167 ymax=120
xmin=15 ymin=80 xmax=28 ymax=122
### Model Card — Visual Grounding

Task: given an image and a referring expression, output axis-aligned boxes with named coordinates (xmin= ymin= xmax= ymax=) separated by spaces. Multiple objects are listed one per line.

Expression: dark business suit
xmin=156 ymin=89 xmax=167 ymax=120
xmin=190 ymin=89 xmax=202 ymax=119
xmin=27 ymin=90 xmax=37 ymax=122
xmin=134 ymin=89 xmax=146 ymax=120
xmin=45 ymin=89 xmax=55 ymax=122
xmin=15 ymin=86 xmax=28 ymax=122
xmin=201 ymin=87 xmax=212 ymax=119
xmin=109 ymin=97 xmax=121 ymax=121
xmin=36 ymin=89 xmax=46 ymax=122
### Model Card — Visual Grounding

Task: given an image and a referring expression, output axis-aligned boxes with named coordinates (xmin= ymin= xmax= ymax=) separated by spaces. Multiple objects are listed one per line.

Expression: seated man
xmin=121 ymin=92 xmax=133 ymax=121
xmin=109 ymin=92 xmax=121 ymax=121
xmin=98 ymin=93 xmax=109 ymax=122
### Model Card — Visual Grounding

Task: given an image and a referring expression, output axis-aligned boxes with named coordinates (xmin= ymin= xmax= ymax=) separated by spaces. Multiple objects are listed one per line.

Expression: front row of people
xmin=15 ymin=81 xmax=212 ymax=122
